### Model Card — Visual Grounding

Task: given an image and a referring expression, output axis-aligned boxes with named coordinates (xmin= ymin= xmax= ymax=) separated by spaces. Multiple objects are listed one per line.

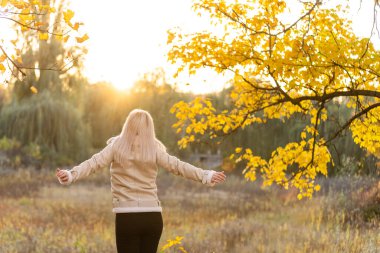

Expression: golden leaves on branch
xmin=167 ymin=0 xmax=380 ymax=198
xmin=0 ymin=0 xmax=88 ymax=76
xmin=232 ymin=135 xmax=330 ymax=199
xmin=63 ymin=9 xmax=83 ymax=31
xmin=351 ymin=107 xmax=380 ymax=155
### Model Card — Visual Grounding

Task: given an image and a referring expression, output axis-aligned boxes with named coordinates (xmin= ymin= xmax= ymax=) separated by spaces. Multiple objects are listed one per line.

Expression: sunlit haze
xmin=70 ymin=0 xmax=376 ymax=93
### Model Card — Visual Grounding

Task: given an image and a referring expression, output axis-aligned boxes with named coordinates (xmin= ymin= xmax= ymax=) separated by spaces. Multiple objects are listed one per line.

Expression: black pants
xmin=115 ymin=212 xmax=163 ymax=253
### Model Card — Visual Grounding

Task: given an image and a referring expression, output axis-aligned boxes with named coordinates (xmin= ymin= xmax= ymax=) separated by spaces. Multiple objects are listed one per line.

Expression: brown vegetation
xmin=0 ymin=169 xmax=379 ymax=253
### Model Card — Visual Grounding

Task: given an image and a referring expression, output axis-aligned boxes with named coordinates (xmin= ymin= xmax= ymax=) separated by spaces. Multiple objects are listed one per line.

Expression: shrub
xmin=0 ymin=91 xmax=90 ymax=166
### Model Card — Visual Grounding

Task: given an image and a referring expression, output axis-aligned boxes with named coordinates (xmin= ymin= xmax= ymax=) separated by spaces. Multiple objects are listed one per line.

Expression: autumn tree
xmin=0 ymin=0 xmax=90 ymax=164
xmin=0 ymin=0 xmax=88 ymax=85
xmin=168 ymin=0 xmax=380 ymax=199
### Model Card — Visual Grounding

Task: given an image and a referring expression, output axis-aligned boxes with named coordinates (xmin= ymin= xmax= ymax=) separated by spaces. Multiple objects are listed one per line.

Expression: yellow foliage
xmin=1 ymin=1 xmax=84 ymax=74
xmin=30 ymin=86 xmax=38 ymax=94
xmin=350 ymin=107 xmax=380 ymax=155
xmin=63 ymin=9 xmax=75 ymax=24
xmin=160 ymin=236 xmax=187 ymax=252
xmin=70 ymin=22 xmax=82 ymax=31
xmin=38 ymin=32 xmax=48 ymax=41
xmin=76 ymin=34 xmax=89 ymax=43
xmin=1 ymin=0 xmax=8 ymax=7
xmin=168 ymin=0 xmax=380 ymax=198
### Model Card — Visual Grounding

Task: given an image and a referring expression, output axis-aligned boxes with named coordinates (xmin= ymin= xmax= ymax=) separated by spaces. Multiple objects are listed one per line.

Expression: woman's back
xmin=110 ymin=139 xmax=161 ymax=212
xmin=56 ymin=109 xmax=226 ymax=253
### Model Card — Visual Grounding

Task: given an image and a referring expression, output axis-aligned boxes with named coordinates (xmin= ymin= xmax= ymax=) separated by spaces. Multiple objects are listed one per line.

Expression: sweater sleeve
xmin=156 ymin=149 xmax=216 ymax=186
xmin=69 ymin=143 xmax=114 ymax=183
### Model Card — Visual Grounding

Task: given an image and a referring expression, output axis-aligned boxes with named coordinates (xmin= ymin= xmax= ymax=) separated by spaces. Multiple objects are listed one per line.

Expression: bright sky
xmin=68 ymin=0 xmax=376 ymax=93
xmin=70 ymin=0 xmax=230 ymax=93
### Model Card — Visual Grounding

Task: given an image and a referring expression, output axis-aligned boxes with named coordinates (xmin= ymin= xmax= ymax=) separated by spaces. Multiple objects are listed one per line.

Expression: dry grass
xmin=0 ymin=168 xmax=379 ymax=253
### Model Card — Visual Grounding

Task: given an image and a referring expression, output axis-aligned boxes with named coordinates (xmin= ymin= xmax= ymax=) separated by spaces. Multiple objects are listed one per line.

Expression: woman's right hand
xmin=211 ymin=171 xmax=226 ymax=184
xmin=56 ymin=168 xmax=68 ymax=183
xmin=56 ymin=168 xmax=73 ymax=185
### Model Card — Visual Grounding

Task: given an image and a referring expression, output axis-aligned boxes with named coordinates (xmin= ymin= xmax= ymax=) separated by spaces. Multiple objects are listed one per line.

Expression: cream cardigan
xmin=58 ymin=141 xmax=216 ymax=213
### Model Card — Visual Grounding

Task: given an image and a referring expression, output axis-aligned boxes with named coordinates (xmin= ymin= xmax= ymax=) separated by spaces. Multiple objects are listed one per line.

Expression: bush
xmin=0 ymin=137 xmax=43 ymax=169
xmin=0 ymin=91 xmax=90 ymax=166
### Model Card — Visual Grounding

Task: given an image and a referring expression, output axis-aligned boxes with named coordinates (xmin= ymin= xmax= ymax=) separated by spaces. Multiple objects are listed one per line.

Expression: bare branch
xmin=0 ymin=45 xmax=26 ymax=76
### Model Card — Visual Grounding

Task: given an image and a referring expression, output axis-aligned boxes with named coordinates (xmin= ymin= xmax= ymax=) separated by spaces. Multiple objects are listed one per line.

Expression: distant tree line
xmin=0 ymin=66 xmax=377 ymax=176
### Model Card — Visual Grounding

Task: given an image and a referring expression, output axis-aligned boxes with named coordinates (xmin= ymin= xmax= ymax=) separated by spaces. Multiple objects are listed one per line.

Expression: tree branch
xmin=278 ymin=90 xmax=380 ymax=104
xmin=0 ymin=16 xmax=67 ymax=36
xmin=0 ymin=45 xmax=26 ymax=76
xmin=322 ymin=102 xmax=380 ymax=145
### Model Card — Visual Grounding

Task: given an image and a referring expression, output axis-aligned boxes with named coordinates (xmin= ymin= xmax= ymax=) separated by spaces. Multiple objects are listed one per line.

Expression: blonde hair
xmin=109 ymin=109 xmax=165 ymax=164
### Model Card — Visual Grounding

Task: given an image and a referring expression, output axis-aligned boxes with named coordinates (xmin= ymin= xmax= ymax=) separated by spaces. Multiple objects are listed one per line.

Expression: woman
xmin=56 ymin=109 xmax=226 ymax=253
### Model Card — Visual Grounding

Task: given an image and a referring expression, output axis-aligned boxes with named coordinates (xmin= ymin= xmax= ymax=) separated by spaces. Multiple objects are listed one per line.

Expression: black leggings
xmin=115 ymin=212 xmax=163 ymax=253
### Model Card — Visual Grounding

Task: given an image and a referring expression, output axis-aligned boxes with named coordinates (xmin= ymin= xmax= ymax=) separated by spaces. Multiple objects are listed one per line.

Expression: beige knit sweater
xmin=58 ymin=141 xmax=216 ymax=213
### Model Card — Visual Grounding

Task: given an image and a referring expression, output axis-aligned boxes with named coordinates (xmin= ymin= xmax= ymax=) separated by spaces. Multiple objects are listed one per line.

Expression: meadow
xmin=0 ymin=168 xmax=379 ymax=253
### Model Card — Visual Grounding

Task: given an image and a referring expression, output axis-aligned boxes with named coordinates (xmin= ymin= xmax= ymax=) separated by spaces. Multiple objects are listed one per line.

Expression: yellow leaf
xmin=63 ymin=10 xmax=74 ymax=24
xmin=12 ymin=1 xmax=25 ymax=9
xmin=55 ymin=35 xmax=63 ymax=41
xmin=76 ymin=34 xmax=89 ymax=43
xmin=1 ymin=0 xmax=8 ymax=7
xmin=72 ymin=22 xmax=79 ymax=31
xmin=70 ymin=22 xmax=83 ymax=31
xmin=0 ymin=63 xmax=5 ymax=73
xmin=0 ymin=54 xmax=6 ymax=62
xmin=63 ymin=35 xmax=69 ymax=43
xmin=30 ymin=86 xmax=38 ymax=94
xmin=39 ymin=32 xmax=48 ymax=40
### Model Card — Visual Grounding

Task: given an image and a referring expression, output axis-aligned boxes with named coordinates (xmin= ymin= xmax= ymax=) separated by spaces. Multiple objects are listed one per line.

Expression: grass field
xmin=0 ymin=168 xmax=379 ymax=253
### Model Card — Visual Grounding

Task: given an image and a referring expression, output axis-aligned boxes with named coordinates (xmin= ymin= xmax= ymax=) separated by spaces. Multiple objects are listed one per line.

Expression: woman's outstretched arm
xmin=156 ymin=149 xmax=226 ymax=186
xmin=56 ymin=143 xmax=114 ymax=185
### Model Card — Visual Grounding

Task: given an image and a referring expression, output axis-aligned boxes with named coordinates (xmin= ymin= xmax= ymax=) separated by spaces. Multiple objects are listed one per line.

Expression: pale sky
xmin=70 ymin=0 xmax=233 ymax=93
xmin=2 ymin=0 xmax=376 ymax=93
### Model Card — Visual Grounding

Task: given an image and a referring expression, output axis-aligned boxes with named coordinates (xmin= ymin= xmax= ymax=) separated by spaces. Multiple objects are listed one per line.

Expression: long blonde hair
xmin=108 ymin=109 xmax=165 ymax=164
